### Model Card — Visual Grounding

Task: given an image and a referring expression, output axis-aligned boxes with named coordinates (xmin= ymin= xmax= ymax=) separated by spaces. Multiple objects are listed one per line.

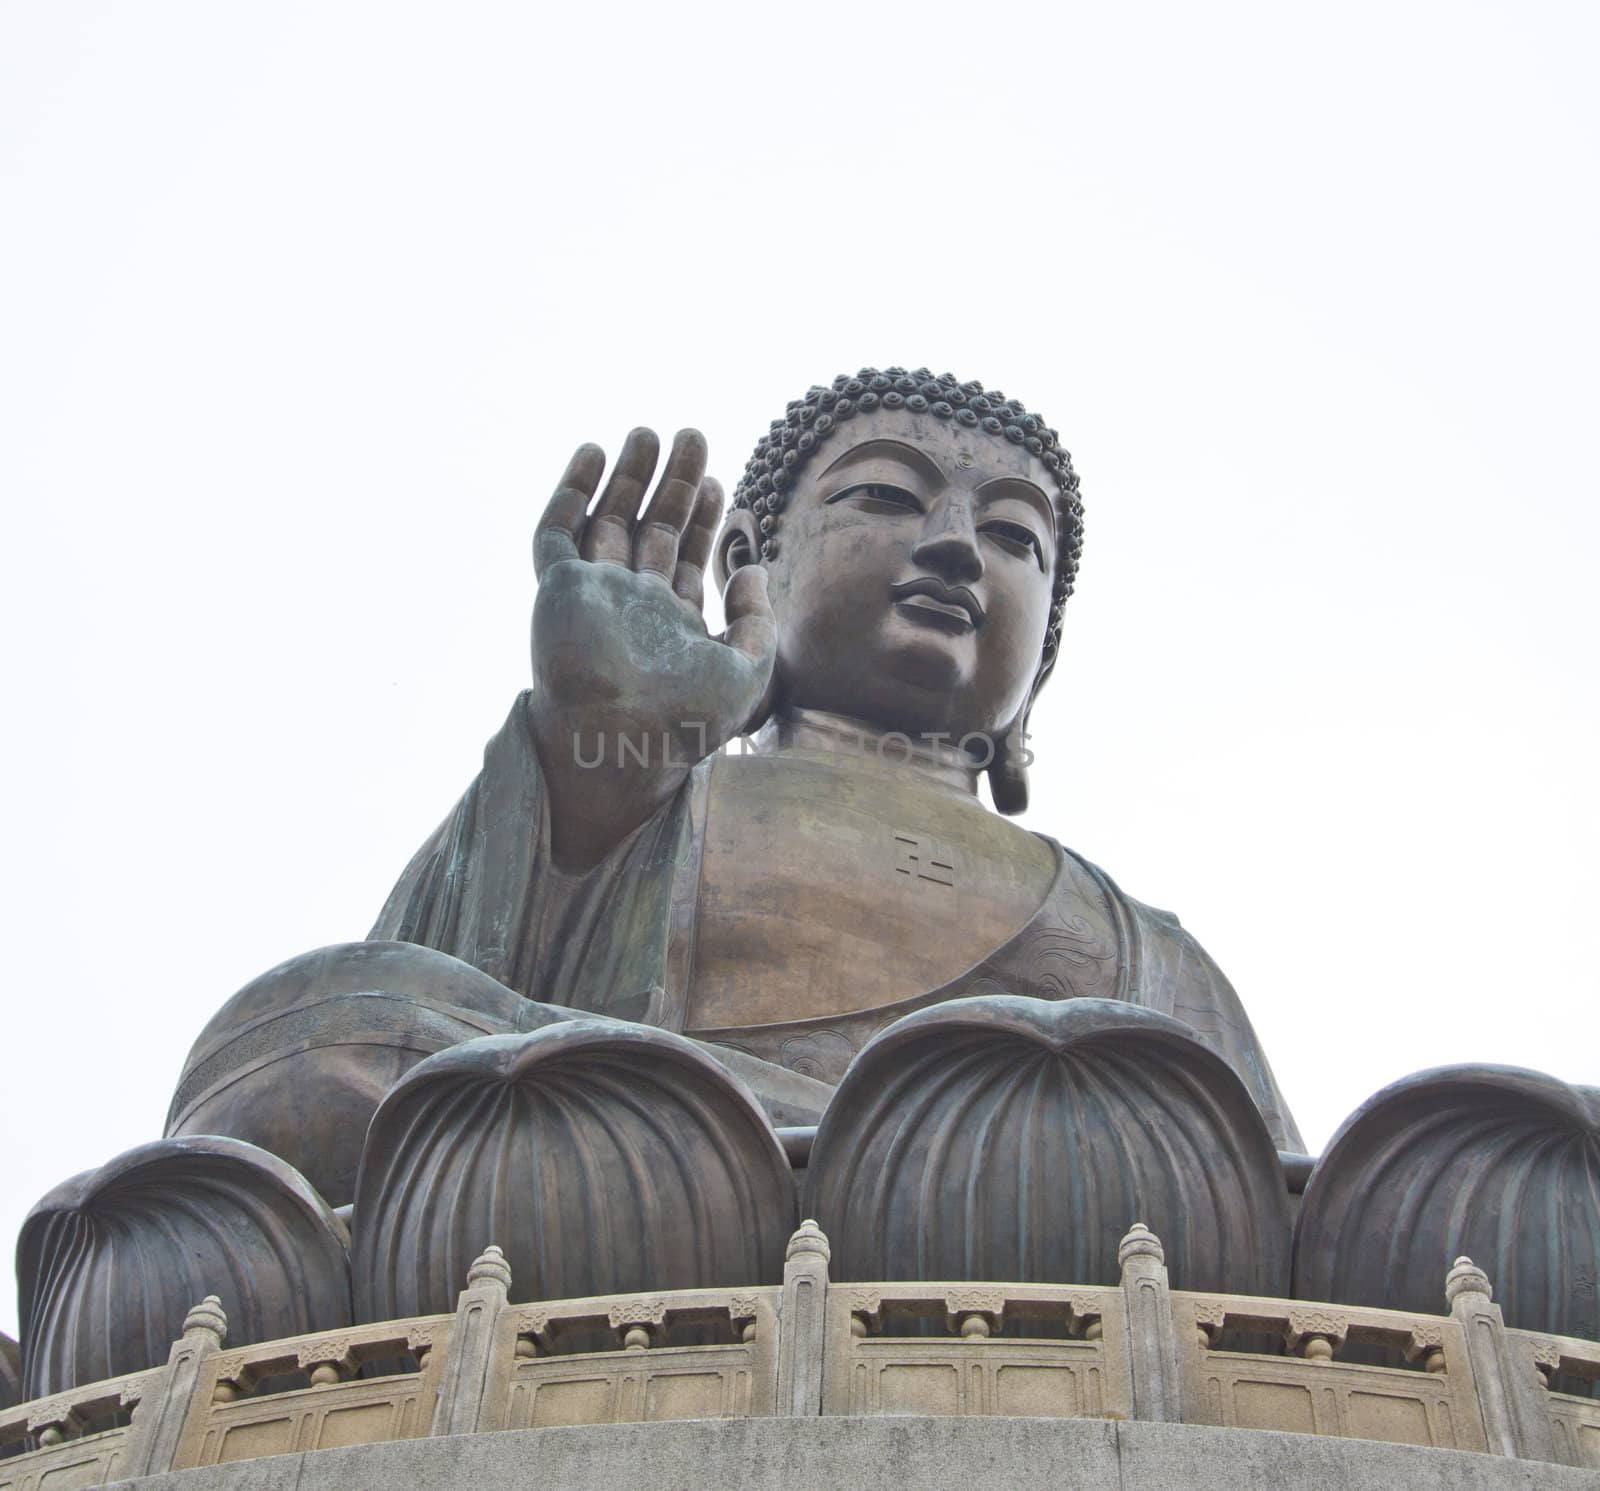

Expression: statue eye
xmin=980 ymin=520 xmax=1045 ymax=569
xmin=827 ymin=482 xmax=924 ymax=514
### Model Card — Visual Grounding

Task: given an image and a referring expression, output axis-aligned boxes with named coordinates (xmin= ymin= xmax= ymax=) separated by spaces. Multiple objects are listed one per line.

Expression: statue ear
xmin=713 ymin=507 xmax=781 ymax=735
xmin=987 ymin=711 xmax=1032 ymax=816
xmin=713 ymin=508 xmax=762 ymax=593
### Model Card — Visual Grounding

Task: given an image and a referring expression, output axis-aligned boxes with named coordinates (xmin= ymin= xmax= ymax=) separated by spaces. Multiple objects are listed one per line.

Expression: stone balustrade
xmin=2 ymin=1225 xmax=1596 ymax=1489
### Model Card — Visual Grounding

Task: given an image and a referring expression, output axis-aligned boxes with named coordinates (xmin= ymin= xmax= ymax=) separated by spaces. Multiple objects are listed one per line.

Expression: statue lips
xmin=890 ymin=577 xmax=984 ymax=633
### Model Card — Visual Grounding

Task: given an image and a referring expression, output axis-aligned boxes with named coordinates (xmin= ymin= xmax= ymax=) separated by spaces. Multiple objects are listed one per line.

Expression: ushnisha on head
xmin=716 ymin=367 xmax=1083 ymax=814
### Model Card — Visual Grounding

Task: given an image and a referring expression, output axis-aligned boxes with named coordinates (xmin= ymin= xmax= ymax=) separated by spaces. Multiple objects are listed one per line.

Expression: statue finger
xmin=534 ymin=443 xmax=605 ymax=578
xmin=582 ymin=427 xmax=660 ymax=566
xmin=632 ymin=428 xmax=706 ymax=579
xmin=721 ymin=563 xmax=776 ymax=667
xmin=672 ymin=478 xmax=724 ymax=611
xmin=633 ymin=425 xmax=704 ymax=531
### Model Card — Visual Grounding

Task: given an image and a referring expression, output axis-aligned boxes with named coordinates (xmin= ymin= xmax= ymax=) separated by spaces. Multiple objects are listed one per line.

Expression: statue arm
xmin=370 ymin=689 xmax=697 ymax=1011
xmin=368 ymin=690 xmax=549 ymax=991
xmin=373 ymin=428 xmax=776 ymax=992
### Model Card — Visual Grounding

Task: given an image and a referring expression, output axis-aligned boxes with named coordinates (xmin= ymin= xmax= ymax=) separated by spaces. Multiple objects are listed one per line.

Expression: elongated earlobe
xmin=713 ymin=507 xmax=779 ymax=735
xmin=713 ymin=509 xmax=762 ymax=592
xmin=988 ymin=714 xmax=1030 ymax=815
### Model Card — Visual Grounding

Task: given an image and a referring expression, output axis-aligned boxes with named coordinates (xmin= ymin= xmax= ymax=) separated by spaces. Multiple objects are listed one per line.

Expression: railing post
xmin=1119 ymin=1222 xmax=1183 ymax=1422
xmin=776 ymin=1219 xmax=830 ymax=1416
xmin=1447 ymin=1256 xmax=1555 ymax=1463
xmin=120 ymin=1296 xmax=227 ymax=1477
xmin=431 ymin=1245 xmax=513 ymax=1436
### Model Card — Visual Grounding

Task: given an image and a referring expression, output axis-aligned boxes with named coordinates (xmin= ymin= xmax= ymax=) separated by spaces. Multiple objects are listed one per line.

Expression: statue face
xmin=759 ymin=410 xmax=1058 ymax=745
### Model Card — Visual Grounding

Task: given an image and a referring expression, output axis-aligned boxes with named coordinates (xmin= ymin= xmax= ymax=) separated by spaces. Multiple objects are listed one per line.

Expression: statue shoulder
xmin=1048 ymin=842 xmax=1185 ymax=934
xmin=1045 ymin=841 xmax=1232 ymax=1012
xmin=1050 ymin=842 xmax=1304 ymax=1153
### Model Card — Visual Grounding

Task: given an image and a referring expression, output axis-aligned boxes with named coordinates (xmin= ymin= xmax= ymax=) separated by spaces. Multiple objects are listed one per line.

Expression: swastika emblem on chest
xmin=893 ymin=833 xmax=956 ymax=887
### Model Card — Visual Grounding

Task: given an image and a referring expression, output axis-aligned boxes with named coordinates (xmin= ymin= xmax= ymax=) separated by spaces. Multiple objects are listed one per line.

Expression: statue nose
xmin=912 ymin=502 xmax=984 ymax=583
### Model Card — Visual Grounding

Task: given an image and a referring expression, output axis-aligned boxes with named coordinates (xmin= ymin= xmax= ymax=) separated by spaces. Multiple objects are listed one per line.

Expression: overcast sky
xmin=1 ymin=2 xmax=1596 ymax=1339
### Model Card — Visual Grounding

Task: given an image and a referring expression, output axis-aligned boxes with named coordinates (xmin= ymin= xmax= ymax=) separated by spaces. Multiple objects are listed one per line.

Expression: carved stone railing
xmin=0 ymin=1361 xmax=160 ymax=1491
xmin=1507 ymin=1322 xmax=1600 ymax=1467
xmin=826 ymin=1278 xmax=1126 ymax=1418
xmin=3 ymin=1228 xmax=1597 ymax=1486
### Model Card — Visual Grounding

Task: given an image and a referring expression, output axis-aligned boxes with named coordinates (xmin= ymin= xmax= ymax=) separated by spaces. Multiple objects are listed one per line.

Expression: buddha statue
xmin=364 ymin=366 xmax=1302 ymax=1152
xmin=27 ymin=368 xmax=1596 ymax=1406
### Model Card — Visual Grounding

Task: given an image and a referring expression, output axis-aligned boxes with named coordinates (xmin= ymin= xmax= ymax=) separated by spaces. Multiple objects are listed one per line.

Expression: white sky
xmin=1 ymin=2 xmax=1596 ymax=1339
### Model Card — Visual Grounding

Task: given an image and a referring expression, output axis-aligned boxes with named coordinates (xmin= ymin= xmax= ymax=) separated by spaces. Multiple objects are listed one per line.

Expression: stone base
xmin=105 ymin=1416 xmax=1600 ymax=1491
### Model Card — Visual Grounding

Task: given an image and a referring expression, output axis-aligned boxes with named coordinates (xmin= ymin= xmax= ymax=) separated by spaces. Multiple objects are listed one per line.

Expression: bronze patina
xmin=368 ymin=367 xmax=1301 ymax=1147
xmin=15 ymin=366 xmax=1598 ymax=1406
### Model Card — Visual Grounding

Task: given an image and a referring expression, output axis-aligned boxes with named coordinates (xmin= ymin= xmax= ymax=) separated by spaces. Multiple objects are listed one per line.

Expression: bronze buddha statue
xmin=25 ymin=369 xmax=1595 ymax=1408
xmin=365 ymin=367 xmax=1302 ymax=1151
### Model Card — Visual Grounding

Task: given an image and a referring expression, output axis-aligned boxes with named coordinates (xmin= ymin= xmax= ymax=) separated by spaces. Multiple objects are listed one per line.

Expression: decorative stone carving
xmin=805 ymin=996 xmax=1292 ymax=1293
xmin=26 ymin=1397 xmax=74 ymax=1435
xmin=944 ymin=1289 xmax=1007 ymax=1320
xmin=211 ymin=1352 xmax=250 ymax=1393
xmin=1294 ymin=1065 xmax=1600 ymax=1341
xmin=120 ymin=1294 xmax=233 ymax=1478
xmin=1119 ymin=1223 xmax=1183 ymax=1421
xmin=1445 ymin=1254 xmax=1557 ymax=1460
xmin=1526 ymin=1337 xmax=1562 ymax=1382
xmin=350 ymin=1021 xmax=796 ymax=1321
xmin=1405 ymin=1320 xmax=1448 ymax=1372
xmin=848 ymin=1291 xmax=884 ymax=1331
xmin=467 ymin=1245 xmax=513 ymax=1291
xmin=17 ymin=1135 xmax=351 ymax=1397
xmin=165 ymin=941 xmax=562 ymax=1207
xmin=786 ymin=1218 xmax=831 ymax=1264
xmin=947 ymin=1293 xmax=1005 ymax=1338
xmin=296 ymin=1337 xmax=356 ymax=1380
xmin=777 ymin=1222 xmax=831 ymax=1415
xmin=1191 ymin=1298 xmax=1230 ymax=1348
xmin=513 ymin=1307 xmax=552 ymax=1340
xmin=1445 ymin=1256 xmax=1493 ymax=1304
xmin=606 ymin=1300 xmax=668 ymax=1330
xmin=181 ymin=1297 xmax=228 ymax=1345
xmin=1285 ymin=1308 xmax=1348 ymax=1360
xmin=432 ymin=1245 xmax=515 ymax=1436
xmin=1118 ymin=1223 xmax=1165 ymax=1266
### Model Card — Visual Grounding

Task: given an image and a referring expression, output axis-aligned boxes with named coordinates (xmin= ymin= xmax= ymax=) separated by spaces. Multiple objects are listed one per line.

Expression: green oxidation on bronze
xmin=17 ymin=1137 xmax=351 ymax=1401
xmin=805 ymin=997 xmax=1293 ymax=1297
xmin=0 ymin=1332 xmax=19 ymax=1413
xmin=364 ymin=388 xmax=1301 ymax=1146
xmin=1295 ymin=1066 xmax=1600 ymax=1344
xmin=15 ymin=364 xmax=1597 ymax=1442
xmin=350 ymin=1023 xmax=797 ymax=1322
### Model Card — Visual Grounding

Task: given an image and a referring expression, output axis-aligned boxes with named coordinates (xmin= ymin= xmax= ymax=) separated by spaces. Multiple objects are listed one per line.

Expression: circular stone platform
xmin=103 ymin=1416 xmax=1600 ymax=1491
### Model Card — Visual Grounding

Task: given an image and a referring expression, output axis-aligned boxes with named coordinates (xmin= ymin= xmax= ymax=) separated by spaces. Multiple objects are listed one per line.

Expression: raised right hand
xmin=528 ymin=427 xmax=776 ymax=868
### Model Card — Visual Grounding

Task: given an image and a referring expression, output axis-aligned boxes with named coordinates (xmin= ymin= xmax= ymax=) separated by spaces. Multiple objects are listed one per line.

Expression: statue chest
xmin=682 ymin=753 xmax=1058 ymax=1034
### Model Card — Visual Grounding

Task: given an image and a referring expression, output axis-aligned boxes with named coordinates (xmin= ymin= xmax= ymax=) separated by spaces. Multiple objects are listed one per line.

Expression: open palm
xmin=528 ymin=428 xmax=775 ymax=866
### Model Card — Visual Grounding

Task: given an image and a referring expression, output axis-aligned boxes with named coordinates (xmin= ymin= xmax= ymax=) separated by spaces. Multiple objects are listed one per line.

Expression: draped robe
xmin=371 ymin=693 xmax=1304 ymax=1152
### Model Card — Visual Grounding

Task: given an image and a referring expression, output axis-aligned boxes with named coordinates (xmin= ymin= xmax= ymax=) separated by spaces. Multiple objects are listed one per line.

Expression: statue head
xmin=714 ymin=368 xmax=1083 ymax=812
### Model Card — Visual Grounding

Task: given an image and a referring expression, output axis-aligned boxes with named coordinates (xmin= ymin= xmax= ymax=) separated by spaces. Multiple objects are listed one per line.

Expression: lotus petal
xmin=806 ymin=995 xmax=1291 ymax=1293
xmin=19 ymin=1136 xmax=350 ymax=1398
xmin=351 ymin=1021 xmax=795 ymax=1320
xmin=0 ymin=1331 xmax=19 ymax=1411
xmin=1294 ymin=1064 xmax=1600 ymax=1340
